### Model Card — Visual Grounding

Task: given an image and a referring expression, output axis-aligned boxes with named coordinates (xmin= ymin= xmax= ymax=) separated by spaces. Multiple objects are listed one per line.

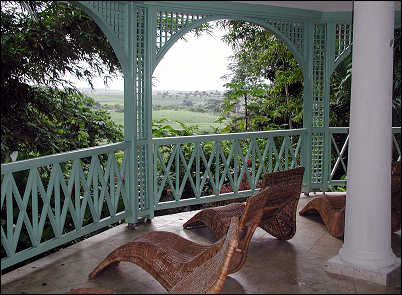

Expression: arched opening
xmin=152 ymin=18 xmax=305 ymax=135
xmin=152 ymin=20 xmax=231 ymax=135
xmin=151 ymin=17 xmax=305 ymax=213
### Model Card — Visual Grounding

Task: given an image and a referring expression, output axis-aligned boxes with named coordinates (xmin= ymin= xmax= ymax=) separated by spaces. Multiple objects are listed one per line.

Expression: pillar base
xmin=324 ymin=254 xmax=401 ymax=286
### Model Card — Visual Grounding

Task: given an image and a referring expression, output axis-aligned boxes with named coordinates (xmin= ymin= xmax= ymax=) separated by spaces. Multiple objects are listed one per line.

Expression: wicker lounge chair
xmin=183 ymin=167 xmax=305 ymax=273
xmin=299 ymin=161 xmax=401 ymax=238
xmin=87 ymin=216 xmax=241 ymax=294
xmin=298 ymin=193 xmax=346 ymax=238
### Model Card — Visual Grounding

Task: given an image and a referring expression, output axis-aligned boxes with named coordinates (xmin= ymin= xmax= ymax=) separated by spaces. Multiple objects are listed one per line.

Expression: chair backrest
xmin=169 ymin=217 xmax=240 ymax=294
xmin=240 ymin=186 xmax=272 ymax=231
xmin=261 ymin=167 xmax=305 ymax=209
xmin=220 ymin=187 xmax=271 ymax=274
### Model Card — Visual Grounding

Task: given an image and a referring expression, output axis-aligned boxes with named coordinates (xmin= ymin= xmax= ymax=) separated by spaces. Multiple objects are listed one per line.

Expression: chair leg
xmin=259 ymin=198 xmax=298 ymax=240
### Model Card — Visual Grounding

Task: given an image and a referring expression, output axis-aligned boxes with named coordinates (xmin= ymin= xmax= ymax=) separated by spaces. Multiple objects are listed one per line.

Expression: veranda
xmin=1 ymin=0 xmax=401 ymax=289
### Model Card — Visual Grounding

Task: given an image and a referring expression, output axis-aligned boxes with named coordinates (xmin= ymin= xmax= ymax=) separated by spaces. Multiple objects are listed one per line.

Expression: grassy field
xmin=89 ymin=91 xmax=224 ymax=107
xmin=153 ymin=110 xmax=224 ymax=132
xmin=109 ymin=110 xmax=225 ymax=133
xmin=92 ymin=94 xmax=123 ymax=104
xmin=87 ymin=89 xmax=226 ymax=134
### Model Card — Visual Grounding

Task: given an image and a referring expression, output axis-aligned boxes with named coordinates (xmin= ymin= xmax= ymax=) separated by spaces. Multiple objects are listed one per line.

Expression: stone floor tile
xmin=1 ymin=202 xmax=400 ymax=294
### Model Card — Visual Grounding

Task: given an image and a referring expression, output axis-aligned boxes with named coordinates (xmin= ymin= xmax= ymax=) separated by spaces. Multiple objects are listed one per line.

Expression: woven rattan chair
xmin=87 ymin=216 xmax=240 ymax=294
xmin=183 ymin=167 xmax=305 ymax=273
xmin=298 ymin=193 xmax=346 ymax=238
xmin=258 ymin=167 xmax=305 ymax=240
xmin=299 ymin=161 xmax=401 ymax=238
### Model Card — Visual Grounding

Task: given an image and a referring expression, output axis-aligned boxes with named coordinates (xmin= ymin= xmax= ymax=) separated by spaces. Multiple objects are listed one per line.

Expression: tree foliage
xmin=216 ymin=20 xmax=304 ymax=133
xmin=217 ymin=21 xmax=401 ymax=132
xmin=1 ymin=1 xmax=124 ymax=163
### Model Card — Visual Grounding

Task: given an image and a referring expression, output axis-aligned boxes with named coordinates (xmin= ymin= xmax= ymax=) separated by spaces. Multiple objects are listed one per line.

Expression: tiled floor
xmin=1 ymin=197 xmax=401 ymax=294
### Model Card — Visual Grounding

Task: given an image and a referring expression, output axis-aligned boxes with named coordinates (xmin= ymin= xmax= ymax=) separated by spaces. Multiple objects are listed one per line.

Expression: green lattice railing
xmin=153 ymin=129 xmax=306 ymax=210
xmin=328 ymin=127 xmax=401 ymax=187
xmin=1 ymin=126 xmax=399 ymax=269
xmin=1 ymin=142 xmax=130 ymax=269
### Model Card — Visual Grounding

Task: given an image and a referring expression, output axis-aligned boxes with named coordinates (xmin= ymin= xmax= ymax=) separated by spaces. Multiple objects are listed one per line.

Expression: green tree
xmin=1 ymin=1 xmax=125 ymax=163
xmin=216 ymin=20 xmax=304 ymax=133
xmin=218 ymin=21 xmax=401 ymax=132
xmin=1 ymin=1 xmax=215 ymax=163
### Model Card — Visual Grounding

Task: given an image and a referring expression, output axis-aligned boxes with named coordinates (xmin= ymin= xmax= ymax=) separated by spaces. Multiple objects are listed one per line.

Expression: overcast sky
xmin=69 ymin=25 xmax=233 ymax=91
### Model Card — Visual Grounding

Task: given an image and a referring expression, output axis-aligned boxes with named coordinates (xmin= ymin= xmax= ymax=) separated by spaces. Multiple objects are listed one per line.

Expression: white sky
xmin=69 ymin=25 xmax=234 ymax=91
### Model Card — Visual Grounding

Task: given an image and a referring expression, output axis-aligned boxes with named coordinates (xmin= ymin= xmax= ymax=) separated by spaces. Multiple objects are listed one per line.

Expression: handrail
xmin=329 ymin=127 xmax=401 ymax=133
xmin=1 ymin=142 xmax=129 ymax=174
xmin=152 ymin=128 xmax=307 ymax=145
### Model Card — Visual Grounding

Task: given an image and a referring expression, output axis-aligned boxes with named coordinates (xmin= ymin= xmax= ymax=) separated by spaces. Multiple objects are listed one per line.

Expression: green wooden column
xmin=302 ymin=20 xmax=334 ymax=193
xmin=124 ymin=2 xmax=139 ymax=225
xmin=144 ymin=6 xmax=157 ymax=219
xmin=302 ymin=21 xmax=313 ymax=193
xmin=127 ymin=4 xmax=155 ymax=222
xmin=73 ymin=1 xmax=140 ymax=224
xmin=310 ymin=23 xmax=328 ymax=192
xmin=323 ymin=23 xmax=337 ymax=192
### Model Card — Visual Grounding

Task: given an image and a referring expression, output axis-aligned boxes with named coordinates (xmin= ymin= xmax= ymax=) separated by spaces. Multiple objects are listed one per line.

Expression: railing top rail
xmin=329 ymin=127 xmax=349 ymax=133
xmin=329 ymin=127 xmax=400 ymax=133
xmin=152 ymin=128 xmax=307 ymax=145
xmin=1 ymin=142 xmax=129 ymax=174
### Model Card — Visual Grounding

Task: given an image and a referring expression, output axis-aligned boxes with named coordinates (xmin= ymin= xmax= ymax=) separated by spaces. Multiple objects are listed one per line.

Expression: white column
xmin=325 ymin=1 xmax=400 ymax=285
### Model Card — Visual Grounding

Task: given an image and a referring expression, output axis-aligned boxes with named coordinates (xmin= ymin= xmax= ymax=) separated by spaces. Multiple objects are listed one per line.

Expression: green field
xmin=92 ymin=94 xmax=123 ymax=104
xmin=109 ymin=110 xmax=225 ymax=133
xmin=87 ymin=89 xmax=226 ymax=134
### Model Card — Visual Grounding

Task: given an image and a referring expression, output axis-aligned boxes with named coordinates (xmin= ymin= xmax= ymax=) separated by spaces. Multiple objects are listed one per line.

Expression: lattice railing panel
xmin=335 ymin=24 xmax=353 ymax=62
xmin=265 ymin=19 xmax=304 ymax=55
xmin=310 ymin=24 xmax=327 ymax=187
xmin=153 ymin=130 xmax=305 ymax=210
xmin=155 ymin=10 xmax=210 ymax=55
xmin=312 ymin=24 xmax=326 ymax=106
xmin=1 ymin=143 xmax=129 ymax=269
xmin=311 ymin=132 xmax=324 ymax=185
xmin=136 ymin=145 xmax=148 ymax=212
xmin=136 ymin=7 xmax=146 ymax=140
xmin=312 ymin=103 xmax=325 ymax=128
xmin=329 ymin=128 xmax=349 ymax=185
xmin=135 ymin=7 xmax=149 ymax=215
xmin=328 ymin=127 xmax=402 ymax=187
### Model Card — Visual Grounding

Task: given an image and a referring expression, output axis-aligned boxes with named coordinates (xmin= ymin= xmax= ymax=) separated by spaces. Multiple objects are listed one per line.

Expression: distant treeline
xmin=88 ymin=89 xmax=228 ymax=114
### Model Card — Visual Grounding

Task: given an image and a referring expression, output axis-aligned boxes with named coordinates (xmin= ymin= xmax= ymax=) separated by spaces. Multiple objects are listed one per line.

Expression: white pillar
xmin=325 ymin=1 xmax=400 ymax=285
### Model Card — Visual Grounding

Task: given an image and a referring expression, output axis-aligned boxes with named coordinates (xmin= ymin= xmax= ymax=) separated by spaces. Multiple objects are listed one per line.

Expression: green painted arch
xmin=153 ymin=15 xmax=305 ymax=75
xmin=69 ymin=1 xmax=129 ymax=74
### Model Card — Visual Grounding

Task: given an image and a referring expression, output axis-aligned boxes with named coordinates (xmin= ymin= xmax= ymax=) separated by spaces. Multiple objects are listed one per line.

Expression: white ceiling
xmin=236 ymin=1 xmax=401 ymax=12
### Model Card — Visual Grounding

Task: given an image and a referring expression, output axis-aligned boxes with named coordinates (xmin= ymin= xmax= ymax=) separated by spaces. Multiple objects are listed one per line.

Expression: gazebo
xmin=1 ymin=0 xmax=401 ymax=287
